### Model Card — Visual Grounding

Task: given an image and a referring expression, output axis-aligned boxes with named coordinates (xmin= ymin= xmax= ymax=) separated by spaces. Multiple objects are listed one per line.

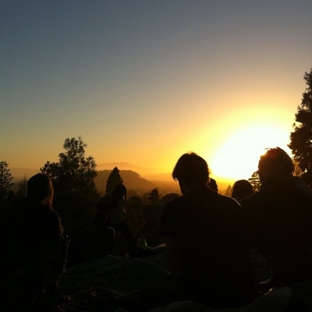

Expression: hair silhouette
xmin=232 ymin=179 xmax=253 ymax=201
xmin=172 ymin=152 xmax=209 ymax=185
xmin=27 ymin=173 xmax=54 ymax=206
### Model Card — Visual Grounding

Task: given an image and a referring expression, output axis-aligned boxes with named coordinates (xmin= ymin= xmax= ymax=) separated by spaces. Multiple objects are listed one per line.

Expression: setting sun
xmin=209 ymin=123 xmax=292 ymax=181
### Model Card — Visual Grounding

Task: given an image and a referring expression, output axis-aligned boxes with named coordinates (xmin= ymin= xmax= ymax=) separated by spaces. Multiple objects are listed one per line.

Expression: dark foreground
xmin=47 ymin=249 xmax=270 ymax=312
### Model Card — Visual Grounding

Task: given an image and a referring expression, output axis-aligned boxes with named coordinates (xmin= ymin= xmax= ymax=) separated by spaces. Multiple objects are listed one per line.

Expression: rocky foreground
xmin=51 ymin=249 xmax=269 ymax=312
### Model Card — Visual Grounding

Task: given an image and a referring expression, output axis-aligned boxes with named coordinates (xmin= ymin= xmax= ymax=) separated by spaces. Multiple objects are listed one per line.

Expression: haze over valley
xmin=9 ymin=162 xmax=234 ymax=195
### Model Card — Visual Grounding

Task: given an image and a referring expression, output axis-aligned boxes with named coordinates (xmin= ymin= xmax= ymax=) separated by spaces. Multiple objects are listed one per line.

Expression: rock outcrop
xmin=55 ymin=251 xmax=171 ymax=312
xmin=50 ymin=249 xmax=272 ymax=312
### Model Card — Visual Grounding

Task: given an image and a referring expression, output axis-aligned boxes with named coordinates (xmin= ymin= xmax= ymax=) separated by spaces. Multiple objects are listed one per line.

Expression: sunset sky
xmin=1 ymin=1 xmax=312 ymax=181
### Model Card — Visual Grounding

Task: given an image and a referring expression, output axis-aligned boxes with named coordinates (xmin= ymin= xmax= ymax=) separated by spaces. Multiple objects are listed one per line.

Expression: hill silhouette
xmin=94 ymin=170 xmax=158 ymax=196
xmin=97 ymin=162 xmax=169 ymax=176
xmin=10 ymin=168 xmax=40 ymax=182
xmin=9 ymin=166 xmax=231 ymax=195
xmin=9 ymin=167 xmax=180 ymax=196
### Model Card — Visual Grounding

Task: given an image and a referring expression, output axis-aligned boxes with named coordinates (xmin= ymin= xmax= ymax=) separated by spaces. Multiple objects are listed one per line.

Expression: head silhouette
xmin=258 ymin=147 xmax=294 ymax=184
xmin=172 ymin=152 xmax=209 ymax=194
xmin=232 ymin=179 xmax=253 ymax=201
xmin=208 ymin=178 xmax=218 ymax=192
xmin=112 ymin=183 xmax=127 ymax=200
xmin=27 ymin=173 xmax=54 ymax=206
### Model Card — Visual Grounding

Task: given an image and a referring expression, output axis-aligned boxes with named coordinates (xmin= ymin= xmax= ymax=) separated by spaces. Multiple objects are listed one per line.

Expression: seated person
xmin=0 ymin=173 xmax=69 ymax=309
xmin=81 ymin=210 xmax=115 ymax=262
xmin=159 ymin=152 xmax=257 ymax=309
xmin=96 ymin=184 xmax=133 ymax=255
xmin=241 ymin=147 xmax=312 ymax=287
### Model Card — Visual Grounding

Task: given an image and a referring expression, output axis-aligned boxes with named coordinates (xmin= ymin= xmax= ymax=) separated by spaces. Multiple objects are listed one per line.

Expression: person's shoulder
xmin=240 ymin=189 xmax=265 ymax=209
xmin=161 ymin=195 xmax=183 ymax=218
xmin=163 ymin=195 xmax=183 ymax=208
xmin=214 ymin=192 xmax=241 ymax=207
xmin=35 ymin=205 xmax=62 ymax=232
xmin=104 ymin=192 xmax=113 ymax=200
xmin=33 ymin=201 xmax=58 ymax=214
xmin=97 ymin=193 xmax=112 ymax=207
xmin=47 ymin=205 xmax=61 ymax=219
xmin=291 ymin=176 xmax=312 ymax=190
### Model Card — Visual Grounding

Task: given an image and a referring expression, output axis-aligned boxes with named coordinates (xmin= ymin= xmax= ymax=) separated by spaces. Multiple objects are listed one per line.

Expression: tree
xmin=106 ymin=167 xmax=123 ymax=194
xmin=224 ymin=185 xmax=232 ymax=197
xmin=148 ymin=188 xmax=161 ymax=205
xmin=289 ymin=68 xmax=312 ymax=182
xmin=0 ymin=161 xmax=14 ymax=209
xmin=41 ymin=137 xmax=99 ymax=231
xmin=248 ymin=171 xmax=261 ymax=193
xmin=16 ymin=175 xmax=28 ymax=198
xmin=293 ymin=162 xmax=304 ymax=177
xmin=125 ymin=195 xmax=145 ymax=235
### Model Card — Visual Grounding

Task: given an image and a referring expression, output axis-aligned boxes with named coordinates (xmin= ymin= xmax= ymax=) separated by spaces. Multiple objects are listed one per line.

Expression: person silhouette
xmin=0 ymin=173 xmax=70 ymax=309
xmin=159 ymin=152 xmax=257 ymax=308
xmin=81 ymin=210 xmax=115 ymax=262
xmin=232 ymin=179 xmax=253 ymax=202
xmin=207 ymin=177 xmax=218 ymax=192
xmin=241 ymin=147 xmax=312 ymax=309
xmin=96 ymin=184 xmax=134 ymax=255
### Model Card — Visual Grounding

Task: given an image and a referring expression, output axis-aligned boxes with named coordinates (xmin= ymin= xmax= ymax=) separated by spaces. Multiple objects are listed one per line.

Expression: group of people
xmin=0 ymin=174 xmax=142 ymax=310
xmin=129 ymin=147 xmax=312 ymax=311
xmin=1 ymin=146 xmax=312 ymax=311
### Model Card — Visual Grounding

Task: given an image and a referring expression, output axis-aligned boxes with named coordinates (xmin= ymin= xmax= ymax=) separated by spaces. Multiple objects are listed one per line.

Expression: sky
xmin=1 ymin=0 xmax=312 ymax=181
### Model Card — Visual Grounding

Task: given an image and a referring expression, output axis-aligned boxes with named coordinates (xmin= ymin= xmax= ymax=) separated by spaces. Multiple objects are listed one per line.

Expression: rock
xmin=48 ymin=249 xmax=274 ymax=312
xmin=53 ymin=252 xmax=171 ymax=312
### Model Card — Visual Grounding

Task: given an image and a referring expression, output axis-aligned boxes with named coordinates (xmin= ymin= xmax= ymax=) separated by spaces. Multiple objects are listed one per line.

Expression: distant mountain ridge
xmin=9 ymin=167 xmax=179 ymax=196
xmin=97 ymin=162 xmax=169 ymax=176
xmin=10 ymin=162 xmax=170 ymax=182
xmin=10 ymin=168 xmax=41 ymax=182
xmin=9 ymin=165 xmax=232 ymax=195
xmin=95 ymin=170 xmax=158 ymax=195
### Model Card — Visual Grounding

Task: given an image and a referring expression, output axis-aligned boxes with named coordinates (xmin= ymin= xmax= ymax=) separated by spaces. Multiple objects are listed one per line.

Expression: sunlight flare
xmin=209 ymin=124 xmax=292 ymax=181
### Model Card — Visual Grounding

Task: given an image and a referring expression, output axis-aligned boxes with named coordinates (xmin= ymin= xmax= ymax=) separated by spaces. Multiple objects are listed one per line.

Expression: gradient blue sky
xmin=1 ymin=0 xmax=312 ymax=180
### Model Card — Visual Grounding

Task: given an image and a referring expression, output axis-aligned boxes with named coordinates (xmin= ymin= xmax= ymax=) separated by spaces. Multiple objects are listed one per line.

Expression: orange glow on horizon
xmin=208 ymin=123 xmax=292 ymax=181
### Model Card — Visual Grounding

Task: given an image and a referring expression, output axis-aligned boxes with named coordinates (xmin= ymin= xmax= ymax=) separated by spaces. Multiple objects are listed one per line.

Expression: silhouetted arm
xmin=165 ymin=236 xmax=182 ymax=278
xmin=160 ymin=199 xmax=186 ymax=277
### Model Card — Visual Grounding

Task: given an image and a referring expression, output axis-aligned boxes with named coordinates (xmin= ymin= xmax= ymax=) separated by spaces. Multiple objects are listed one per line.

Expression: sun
xmin=209 ymin=124 xmax=292 ymax=181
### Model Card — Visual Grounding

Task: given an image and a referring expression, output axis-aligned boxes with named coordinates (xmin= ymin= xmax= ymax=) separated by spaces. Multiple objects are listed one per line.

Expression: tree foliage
xmin=148 ymin=187 xmax=161 ymax=204
xmin=289 ymin=69 xmax=312 ymax=182
xmin=41 ymin=137 xmax=99 ymax=231
xmin=125 ymin=195 xmax=145 ymax=236
xmin=224 ymin=185 xmax=232 ymax=197
xmin=248 ymin=171 xmax=261 ymax=193
xmin=106 ymin=167 xmax=123 ymax=194
xmin=16 ymin=175 xmax=28 ymax=199
xmin=0 ymin=161 xmax=14 ymax=209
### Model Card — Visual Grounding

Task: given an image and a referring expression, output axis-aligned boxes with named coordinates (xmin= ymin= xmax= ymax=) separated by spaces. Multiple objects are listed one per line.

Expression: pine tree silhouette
xmin=106 ymin=167 xmax=123 ymax=194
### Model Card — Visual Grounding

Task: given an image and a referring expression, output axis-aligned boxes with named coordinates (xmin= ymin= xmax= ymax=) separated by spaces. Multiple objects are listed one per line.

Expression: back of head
xmin=232 ymin=179 xmax=253 ymax=200
xmin=27 ymin=173 xmax=54 ymax=206
xmin=172 ymin=152 xmax=209 ymax=186
xmin=112 ymin=183 xmax=127 ymax=199
xmin=258 ymin=147 xmax=294 ymax=182
xmin=208 ymin=178 xmax=218 ymax=192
